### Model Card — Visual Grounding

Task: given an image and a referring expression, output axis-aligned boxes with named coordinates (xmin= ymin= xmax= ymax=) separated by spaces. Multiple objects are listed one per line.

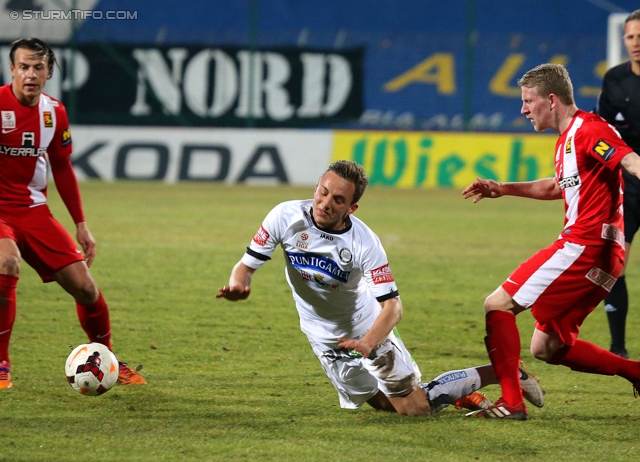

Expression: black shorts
xmin=623 ymin=169 xmax=640 ymax=244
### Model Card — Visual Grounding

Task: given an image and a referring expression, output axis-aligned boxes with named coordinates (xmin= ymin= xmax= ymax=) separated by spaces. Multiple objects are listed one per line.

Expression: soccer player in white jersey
xmin=218 ymin=160 xmax=544 ymax=416
xmin=463 ymin=63 xmax=640 ymax=420
xmin=0 ymin=38 xmax=145 ymax=387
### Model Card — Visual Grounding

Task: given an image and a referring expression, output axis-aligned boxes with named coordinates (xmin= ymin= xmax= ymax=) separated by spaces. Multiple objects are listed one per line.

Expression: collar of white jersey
xmin=309 ymin=207 xmax=353 ymax=234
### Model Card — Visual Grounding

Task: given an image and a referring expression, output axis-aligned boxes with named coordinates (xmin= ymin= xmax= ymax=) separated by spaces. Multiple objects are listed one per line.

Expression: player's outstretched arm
xmin=462 ymin=178 xmax=504 ymax=203
xmin=463 ymin=177 xmax=560 ymax=202
xmin=338 ymin=297 xmax=403 ymax=359
xmin=216 ymin=261 xmax=255 ymax=301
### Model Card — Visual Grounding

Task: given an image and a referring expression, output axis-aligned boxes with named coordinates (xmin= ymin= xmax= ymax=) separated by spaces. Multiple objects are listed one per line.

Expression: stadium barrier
xmin=70 ymin=126 xmax=557 ymax=188
xmin=333 ymin=130 xmax=557 ymax=188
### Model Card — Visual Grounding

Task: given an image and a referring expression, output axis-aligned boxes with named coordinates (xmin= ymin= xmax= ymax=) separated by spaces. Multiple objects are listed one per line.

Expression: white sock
xmin=422 ymin=368 xmax=482 ymax=412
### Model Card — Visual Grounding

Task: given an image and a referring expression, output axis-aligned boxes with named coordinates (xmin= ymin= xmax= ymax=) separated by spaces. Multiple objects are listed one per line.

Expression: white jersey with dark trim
xmin=241 ymin=199 xmax=399 ymax=343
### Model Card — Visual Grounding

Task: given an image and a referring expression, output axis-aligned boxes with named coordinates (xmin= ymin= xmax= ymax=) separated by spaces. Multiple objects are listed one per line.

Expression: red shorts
xmin=0 ymin=205 xmax=84 ymax=282
xmin=502 ymin=239 xmax=624 ymax=346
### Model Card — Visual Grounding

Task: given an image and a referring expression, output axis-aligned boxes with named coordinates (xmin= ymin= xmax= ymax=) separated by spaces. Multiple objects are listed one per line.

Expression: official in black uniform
xmin=596 ymin=9 xmax=640 ymax=359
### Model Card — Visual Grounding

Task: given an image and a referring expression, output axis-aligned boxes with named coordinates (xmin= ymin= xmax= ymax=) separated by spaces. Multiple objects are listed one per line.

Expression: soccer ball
xmin=65 ymin=343 xmax=119 ymax=396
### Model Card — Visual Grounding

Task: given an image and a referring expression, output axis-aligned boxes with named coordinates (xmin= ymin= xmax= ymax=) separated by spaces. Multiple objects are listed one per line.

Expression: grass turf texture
xmin=2 ymin=181 xmax=640 ymax=461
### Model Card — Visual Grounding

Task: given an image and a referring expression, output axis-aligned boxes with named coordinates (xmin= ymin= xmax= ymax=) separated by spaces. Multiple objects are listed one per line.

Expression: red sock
xmin=76 ymin=291 xmax=112 ymax=350
xmin=553 ymin=339 xmax=640 ymax=382
xmin=0 ymin=275 xmax=18 ymax=364
xmin=485 ymin=310 xmax=523 ymax=406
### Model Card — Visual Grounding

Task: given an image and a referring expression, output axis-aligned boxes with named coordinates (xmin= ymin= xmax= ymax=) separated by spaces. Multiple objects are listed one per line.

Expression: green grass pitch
xmin=2 ymin=181 xmax=639 ymax=461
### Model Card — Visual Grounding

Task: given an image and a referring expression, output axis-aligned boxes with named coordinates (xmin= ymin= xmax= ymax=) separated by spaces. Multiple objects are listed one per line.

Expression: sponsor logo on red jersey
xmin=371 ymin=263 xmax=394 ymax=284
xmin=592 ymin=139 xmax=615 ymax=161
xmin=43 ymin=111 xmax=53 ymax=128
xmin=601 ymin=223 xmax=624 ymax=246
xmin=253 ymin=225 xmax=270 ymax=246
xmin=1 ymin=111 xmax=15 ymax=130
xmin=558 ymin=174 xmax=580 ymax=190
xmin=0 ymin=145 xmax=47 ymax=157
xmin=565 ymin=136 xmax=572 ymax=154
xmin=61 ymin=128 xmax=71 ymax=146
xmin=586 ymin=267 xmax=616 ymax=292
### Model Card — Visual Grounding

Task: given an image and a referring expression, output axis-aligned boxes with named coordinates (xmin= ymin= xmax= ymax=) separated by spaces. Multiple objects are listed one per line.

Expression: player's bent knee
xmin=530 ymin=344 xmax=555 ymax=362
xmin=392 ymin=400 xmax=431 ymax=416
xmin=483 ymin=295 xmax=505 ymax=314
xmin=366 ymin=392 xmax=396 ymax=412
xmin=0 ymin=255 xmax=21 ymax=276
xmin=397 ymin=407 xmax=430 ymax=417
xmin=72 ymin=282 xmax=100 ymax=305
xmin=388 ymin=386 xmax=432 ymax=416
xmin=483 ymin=287 xmax=521 ymax=314
xmin=530 ymin=348 xmax=549 ymax=362
xmin=530 ymin=329 xmax=564 ymax=363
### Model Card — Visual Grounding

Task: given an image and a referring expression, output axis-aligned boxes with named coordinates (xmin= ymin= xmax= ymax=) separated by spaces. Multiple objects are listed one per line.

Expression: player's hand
xmin=216 ymin=285 xmax=251 ymax=301
xmin=461 ymin=177 xmax=503 ymax=203
xmin=338 ymin=337 xmax=374 ymax=359
xmin=76 ymin=222 xmax=97 ymax=267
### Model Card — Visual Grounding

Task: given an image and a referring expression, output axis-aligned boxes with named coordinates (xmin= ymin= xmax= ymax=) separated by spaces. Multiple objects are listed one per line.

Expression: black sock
xmin=604 ymin=275 xmax=628 ymax=350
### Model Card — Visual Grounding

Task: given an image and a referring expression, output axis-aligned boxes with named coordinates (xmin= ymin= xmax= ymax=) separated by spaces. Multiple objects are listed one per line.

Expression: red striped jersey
xmin=555 ymin=110 xmax=633 ymax=247
xmin=0 ymin=83 xmax=72 ymax=207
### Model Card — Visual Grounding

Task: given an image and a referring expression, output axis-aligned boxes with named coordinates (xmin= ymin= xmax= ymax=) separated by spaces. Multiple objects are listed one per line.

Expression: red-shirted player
xmin=462 ymin=63 xmax=640 ymax=420
xmin=0 ymin=38 xmax=145 ymax=388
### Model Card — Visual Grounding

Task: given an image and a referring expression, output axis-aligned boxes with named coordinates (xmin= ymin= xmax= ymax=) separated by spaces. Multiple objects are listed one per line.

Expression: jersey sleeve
xmin=360 ymin=230 xmax=399 ymax=302
xmin=50 ymin=155 xmax=85 ymax=224
xmin=580 ymin=119 xmax=633 ymax=170
xmin=48 ymin=104 xmax=72 ymax=158
xmin=240 ymin=204 xmax=284 ymax=269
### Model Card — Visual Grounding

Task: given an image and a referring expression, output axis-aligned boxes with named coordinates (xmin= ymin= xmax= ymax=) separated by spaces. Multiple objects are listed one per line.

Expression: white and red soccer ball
xmin=65 ymin=343 xmax=118 ymax=396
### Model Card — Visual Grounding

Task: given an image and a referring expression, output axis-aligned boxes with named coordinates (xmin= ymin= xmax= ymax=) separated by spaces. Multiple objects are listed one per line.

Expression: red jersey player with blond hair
xmin=463 ymin=63 xmax=640 ymax=420
xmin=0 ymin=38 xmax=145 ymax=388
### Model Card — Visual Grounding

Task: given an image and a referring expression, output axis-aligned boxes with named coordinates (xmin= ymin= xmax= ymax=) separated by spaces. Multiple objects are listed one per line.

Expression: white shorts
xmin=309 ymin=329 xmax=422 ymax=409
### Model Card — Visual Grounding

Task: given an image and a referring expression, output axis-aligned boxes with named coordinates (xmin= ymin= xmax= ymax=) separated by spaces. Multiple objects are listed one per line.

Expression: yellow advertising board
xmin=332 ymin=131 xmax=558 ymax=188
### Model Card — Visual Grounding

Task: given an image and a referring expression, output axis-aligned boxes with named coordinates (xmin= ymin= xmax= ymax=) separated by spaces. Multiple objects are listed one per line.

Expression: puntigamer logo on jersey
xmin=592 ymin=139 xmax=615 ymax=161
xmin=285 ymin=251 xmax=351 ymax=283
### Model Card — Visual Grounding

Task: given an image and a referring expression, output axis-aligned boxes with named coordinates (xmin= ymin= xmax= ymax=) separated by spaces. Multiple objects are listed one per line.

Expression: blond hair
xmin=517 ymin=63 xmax=575 ymax=105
